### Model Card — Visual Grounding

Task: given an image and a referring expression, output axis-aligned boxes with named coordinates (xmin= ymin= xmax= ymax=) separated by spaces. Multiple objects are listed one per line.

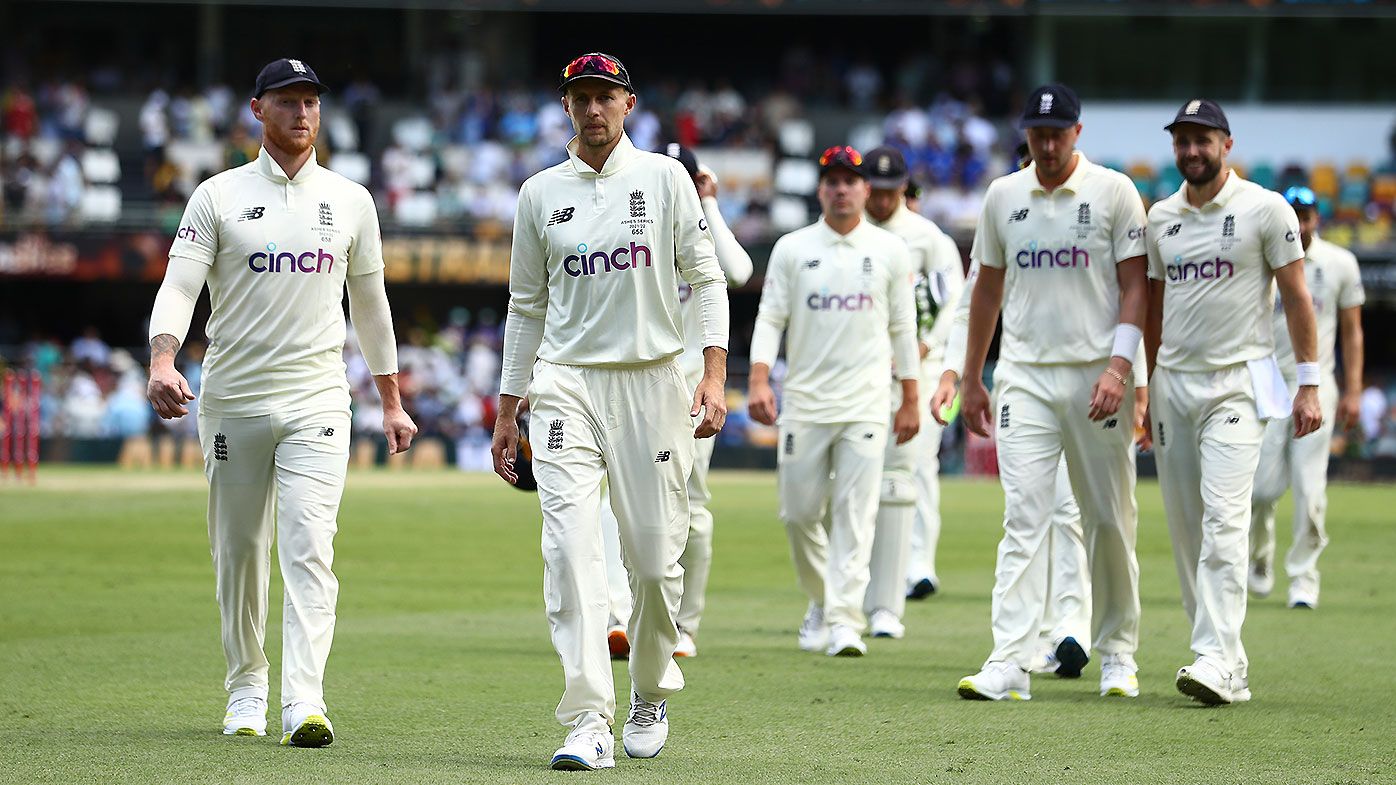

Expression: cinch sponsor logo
xmin=1165 ymin=255 xmax=1234 ymax=282
xmin=247 ymin=242 xmax=335 ymax=274
xmin=806 ymin=289 xmax=873 ymax=311
xmin=1015 ymin=243 xmax=1090 ymax=269
xmin=177 ymin=225 xmax=199 ymax=243
xmin=563 ymin=242 xmax=652 ymax=277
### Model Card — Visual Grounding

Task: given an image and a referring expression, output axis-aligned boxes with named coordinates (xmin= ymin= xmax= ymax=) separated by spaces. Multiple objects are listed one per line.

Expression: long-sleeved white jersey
xmin=1269 ymin=234 xmax=1363 ymax=383
xmin=500 ymin=134 xmax=729 ymax=397
xmin=677 ymin=194 xmax=753 ymax=381
xmin=868 ymin=200 xmax=964 ymax=367
xmin=751 ymin=218 xmax=919 ymax=424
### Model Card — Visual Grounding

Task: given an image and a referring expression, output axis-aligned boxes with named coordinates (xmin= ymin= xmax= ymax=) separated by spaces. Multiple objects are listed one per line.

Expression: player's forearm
xmin=749 ymin=318 xmax=783 ymax=370
xmin=499 ymin=308 xmax=545 ymax=398
xmin=702 ymin=197 xmax=753 ymax=287
xmin=701 ymin=345 xmax=728 ymax=385
xmin=148 ymin=256 xmax=208 ymax=362
xmin=1340 ymin=308 xmax=1363 ymax=394
xmin=691 ymin=278 xmax=731 ymax=355
xmin=963 ymin=267 xmax=1003 ymax=379
xmin=149 ymin=333 xmax=181 ymax=371
xmin=497 ymin=394 xmax=522 ymax=419
xmin=1281 ymin=291 xmax=1319 ymax=366
xmin=898 ymin=377 xmax=919 ymax=407
xmin=748 ymin=362 xmax=772 ymax=387
xmin=347 ymin=269 xmax=399 ymax=376
xmin=371 ymin=373 xmax=406 ymax=412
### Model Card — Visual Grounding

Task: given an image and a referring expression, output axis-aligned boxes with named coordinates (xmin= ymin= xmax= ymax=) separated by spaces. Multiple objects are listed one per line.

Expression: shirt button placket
xmin=594 ymin=179 xmax=606 ymax=211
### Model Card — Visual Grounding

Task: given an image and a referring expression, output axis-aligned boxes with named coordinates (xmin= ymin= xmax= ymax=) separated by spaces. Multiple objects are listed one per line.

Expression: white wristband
xmin=1111 ymin=323 xmax=1142 ymax=363
xmin=1296 ymin=362 xmax=1320 ymax=387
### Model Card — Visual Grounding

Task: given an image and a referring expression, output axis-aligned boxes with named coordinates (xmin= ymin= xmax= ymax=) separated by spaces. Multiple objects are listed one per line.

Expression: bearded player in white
xmin=145 ymin=58 xmax=417 ymax=746
xmin=1249 ymin=186 xmax=1365 ymax=610
xmin=860 ymin=144 xmax=963 ymax=638
xmin=1145 ymin=99 xmax=1321 ymax=705
xmin=748 ymin=145 xmax=920 ymax=658
xmin=599 ymin=144 xmax=753 ymax=660
xmin=490 ymin=52 xmax=729 ymax=771
xmin=956 ymin=84 xmax=1149 ymax=702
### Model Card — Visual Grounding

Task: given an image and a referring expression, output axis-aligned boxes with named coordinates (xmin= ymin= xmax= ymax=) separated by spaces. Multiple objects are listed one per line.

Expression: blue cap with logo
xmin=1165 ymin=98 xmax=1230 ymax=135
xmin=254 ymin=58 xmax=328 ymax=99
xmin=1019 ymin=84 xmax=1080 ymax=130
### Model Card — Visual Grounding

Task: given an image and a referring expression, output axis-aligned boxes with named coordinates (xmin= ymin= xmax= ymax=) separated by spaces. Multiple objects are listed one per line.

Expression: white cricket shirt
xmin=1271 ymin=234 xmax=1364 ymax=381
xmin=1146 ymin=171 xmax=1304 ymax=372
xmin=971 ymin=153 xmax=1148 ymax=365
xmin=750 ymin=218 xmax=919 ymax=424
xmin=168 ymin=148 xmax=383 ymax=417
xmin=500 ymin=134 xmax=728 ymax=397
xmin=677 ymin=195 xmax=752 ymax=381
xmin=869 ymin=200 xmax=964 ymax=365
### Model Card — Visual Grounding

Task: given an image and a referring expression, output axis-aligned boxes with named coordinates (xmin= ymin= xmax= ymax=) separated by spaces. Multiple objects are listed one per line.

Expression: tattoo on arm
xmin=150 ymin=334 xmax=181 ymax=364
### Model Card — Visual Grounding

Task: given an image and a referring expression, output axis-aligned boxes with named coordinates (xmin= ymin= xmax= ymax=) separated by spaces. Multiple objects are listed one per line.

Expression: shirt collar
xmin=817 ymin=215 xmax=866 ymax=246
xmin=867 ymin=200 xmax=905 ymax=229
xmin=1177 ymin=168 xmax=1240 ymax=213
xmin=254 ymin=147 xmax=320 ymax=183
xmin=566 ymin=132 xmax=638 ymax=177
xmin=1029 ymin=152 xmax=1089 ymax=195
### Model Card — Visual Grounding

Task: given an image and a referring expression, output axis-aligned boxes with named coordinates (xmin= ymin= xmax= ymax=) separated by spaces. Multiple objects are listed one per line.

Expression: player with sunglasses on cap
xmin=747 ymin=145 xmax=920 ymax=658
xmin=955 ymin=83 xmax=1149 ymax=702
xmin=597 ymin=142 xmax=753 ymax=661
xmin=1248 ymin=186 xmax=1365 ymax=610
xmin=491 ymin=52 xmax=730 ymax=770
xmin=858 ymin=145 xmax=964 ymax=639
xmin=1144 ymin=98 xmax=1321 ymax=705
xmin=146 ymin=57 xmax=416 ymax=746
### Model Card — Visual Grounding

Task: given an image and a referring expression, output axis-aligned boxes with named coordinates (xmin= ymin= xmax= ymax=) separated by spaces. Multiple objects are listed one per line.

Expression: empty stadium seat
xmin=777 ymin=119 xmax=814 ymax=157
xmin=80 ymin=149 xmax=121 ymax=183
xmin=323 ymin=109 xmax=359 ymax=151
xmin=78 ymin=186 xmax=121 ymax=221
xmin=29 ymin=138 xmax=62 ymax=168
xmin=773 ymin=159 xmax=818 ymax=196
xmin=770 ymin=194 xmax=810 ymax=232
xmin=391 ymin=116 xmax=435 ymax=152
xmin=83 ymin=106 xmax=119 ymax=146
xmin=329 ymin=151 xmax=371 ymax=185
xmin=394 ymin=191 xmax=438 ymax=225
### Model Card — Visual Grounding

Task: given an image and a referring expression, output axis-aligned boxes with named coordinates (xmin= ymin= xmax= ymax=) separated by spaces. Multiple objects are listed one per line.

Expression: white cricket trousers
xmin=1251 ymin=380 xmax=1338 ymax=594
xmin=778 ymin=419 xmax=888 ymax=633
xmin=1152 ymin=365 xmax=1264 ymax=679
xmin=986 ymin=361 xmax=1140 ymax=671
xmin=528 ymin=358 xmax=693 ymax=733
xmin=197 ymin=408 xmax=350 ymax=711
xmin=601 ymin=373 xmax=718 ymax=635
xmin=1039 ymin=454 xmax=1090 ymax=650
xmin=907 ymin=371 xmax=945 ymax=588
xmin=866 ymin=384 xmax=924 ymax=619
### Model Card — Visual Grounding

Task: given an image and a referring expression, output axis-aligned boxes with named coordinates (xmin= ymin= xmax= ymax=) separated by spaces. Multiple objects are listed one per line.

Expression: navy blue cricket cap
xmin=864 ymin=145 xmax=909 ymax=189
xmin=663 ymin=142 xmax=699 ymax=178
xmin=558 ymin=52 xmax=634 ymax=94
xmin=254 ymin=58 xmax=328 ymax=99
xmin=1165 ymin=98 xmax=1231 ymax=135
xmin=1019 ymin=84 xmax=1081 ymax=130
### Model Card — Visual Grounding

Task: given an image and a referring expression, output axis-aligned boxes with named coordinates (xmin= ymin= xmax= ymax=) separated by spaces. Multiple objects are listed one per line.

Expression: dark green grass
xmin=1 ymin=468 xmax=1392 ymax=784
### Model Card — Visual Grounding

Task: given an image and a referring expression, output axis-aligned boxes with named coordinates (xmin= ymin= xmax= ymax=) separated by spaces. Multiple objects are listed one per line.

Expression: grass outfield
xmin=1 ymin=468 xmax=1392 ymax=785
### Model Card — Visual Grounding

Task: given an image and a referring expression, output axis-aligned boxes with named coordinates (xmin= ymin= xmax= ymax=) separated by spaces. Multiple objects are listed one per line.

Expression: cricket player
xmin=1249 ymin=186 xmax=1365 ymax=609
xmin=489 ymin=52 xmax=730 ymax=771
xmin=145 ymin=58 xmax=416 ymax=746
xmin=955 ymin=84 xmax=1149 ymax=702
xmin=600 ymin=143 xmax=753 ymax=660
xmin=1145 ymin=98 xmax=1322 ymax=705
xmin=747 ymin=145 xmax=920 ymax=658
xmin=861 ymin=144 xmax=963 ymax=638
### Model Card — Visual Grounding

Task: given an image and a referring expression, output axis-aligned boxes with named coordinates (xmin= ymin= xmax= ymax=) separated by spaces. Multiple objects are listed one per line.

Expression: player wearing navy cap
xmin=146 ymin=57 xmax=415 ymax=746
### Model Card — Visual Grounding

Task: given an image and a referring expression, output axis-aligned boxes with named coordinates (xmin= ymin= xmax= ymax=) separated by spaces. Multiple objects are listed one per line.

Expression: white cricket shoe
xmin=551 ymin=728 xmax=616 ymax=771
xmin=1176 ymin=658 xmax=1250 ymax=705
xmin=797 ymin=603 xmax=829 ymax=652
xmin=622 ymin=691 xmax=668 ymax=758
xmin=1249 ymin=560 xmax=1274 ymax=598
xmin=869 ymin=609 xmax=905 ymax=640
xmin=958 ymin=661 xmax=1031 ymax=701
xmin=280 ymin=702 xmax=334 ymax=747
xmin=222 ymin=696 xmax=267 ymax=736
xmin=673 ymin=628 xmax=697 ymax=658
xmin=826 ymin=624 xmax=867 ymax=657
xmin=1288 ymin=575 xmax=1319 ymax=609
xmin=1100 ymin=653 xmax=1140 ymax=697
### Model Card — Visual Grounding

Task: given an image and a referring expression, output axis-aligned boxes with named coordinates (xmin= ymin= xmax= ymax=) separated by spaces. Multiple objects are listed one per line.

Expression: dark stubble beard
xmin=1179 ymin=154 xmax=1222 ymax=186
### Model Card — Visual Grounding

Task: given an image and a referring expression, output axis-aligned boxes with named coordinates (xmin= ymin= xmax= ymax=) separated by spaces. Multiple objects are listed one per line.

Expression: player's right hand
xmin=931 ymin=370 xmax=958 ymax=426
xmin=960 ymin=378 xmax=993 ymax=438
xmin=491 ymin=413 xmax=520 ymax=485
xmin=747 ymin=380 xmax=778 ymax=426
xmin=147 ymin=366 xmax=195 ymax=419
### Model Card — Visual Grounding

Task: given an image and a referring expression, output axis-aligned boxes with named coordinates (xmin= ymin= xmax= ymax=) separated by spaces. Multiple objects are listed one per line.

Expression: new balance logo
xmin=547 ymin=419 xmax=564 ymax=450
xmin=802 ymin=259 xmax=821 ymax=270
xmin=1009 ymin=209 xmax=1030 ymax=223
xmin=654 ymin=451 xmax=671 ymax=463
xmin=547 ymin=207 xmax=575 ymax=226
xmin=863 ymin=432 xmax=875 ymax=440
xmin=1103 ymin=418 xmax=1118 ymax=430
xmin=1164 ymin=223 xmax=1182 ymax=237
xmin=213 ymin=433 xmax=228 ymax=462
xmin=238 ymin=207 xmax=265 ymax=222
xmin=317 ymin=427 xmax=335 ymax=437
xmin=1225 ymin=416 xmax=1240 ymax=424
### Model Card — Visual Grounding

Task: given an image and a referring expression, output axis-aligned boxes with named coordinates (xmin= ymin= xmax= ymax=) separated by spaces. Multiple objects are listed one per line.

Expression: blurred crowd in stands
xmin=5 ymin=329 xmax=1396 ymax=468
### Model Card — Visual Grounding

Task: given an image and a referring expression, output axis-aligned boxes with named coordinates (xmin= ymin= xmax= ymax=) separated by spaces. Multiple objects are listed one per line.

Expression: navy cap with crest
xmin=864 ymin=145 xmax=909 ymax=190
xmin=663 ymin=142 xmax=698 ymax=178
xmin=1165 ymin=98 xmax=1231 ymax=135
xmin=1019 ymin=84 xmax=1081 ymax=130
xmin=254 ymin=58 xmax=328 ymax=99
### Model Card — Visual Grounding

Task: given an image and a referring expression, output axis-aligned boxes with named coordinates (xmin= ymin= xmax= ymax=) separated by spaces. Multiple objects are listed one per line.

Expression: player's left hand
xmin=1088 ymin=361 xmax=1130 ymax=421
xmin=893 ymin=400 xmax=920 ymax=445
xmin=1292 ymin=386 xmax=1323 ymax=438
xmin=1134 ymin=387 xmax=1151 ymax=449
xmin=383 ymin=406 xmax=418 ymax=455
xmin=1337 ymin=391 xmax=1361 ymax=432
xmin=692 ymin=376 xmax=728 ymax=439
xmin=695 ymin=169 xmax=718 ymax=199
xmin=1138 ymin=407 xmax=1154 ymax=452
